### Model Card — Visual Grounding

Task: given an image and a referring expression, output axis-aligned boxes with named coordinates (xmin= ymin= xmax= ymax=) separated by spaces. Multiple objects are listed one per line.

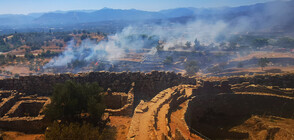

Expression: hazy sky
xmin=0 ymin=0 xmax=275 ymax=14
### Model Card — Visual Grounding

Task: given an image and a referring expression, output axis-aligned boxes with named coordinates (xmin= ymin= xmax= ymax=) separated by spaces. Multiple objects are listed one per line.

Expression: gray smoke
xmin=43 ymin=0 xmax=294 ymax=71
xmin=43 ymin=20 xmax=228 ymax=69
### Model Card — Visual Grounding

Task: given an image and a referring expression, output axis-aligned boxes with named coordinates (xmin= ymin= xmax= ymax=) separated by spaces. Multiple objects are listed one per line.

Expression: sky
xmin=0 ymin=0 xmax=276 ymax=15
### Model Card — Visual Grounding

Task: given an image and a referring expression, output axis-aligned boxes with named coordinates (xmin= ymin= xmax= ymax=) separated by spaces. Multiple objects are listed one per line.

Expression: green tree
xmin=276 ymin=37 xmax=294 ymax=48
xmin=44 ymin=80 xmax=105 ymax=123
xmin=185 ymin=60 xmax=199 ymax=75
xmin=14 ymin=73 xmax=20 ymax=78
xmin=7 ymin=54 xmax=16 ymax=60
xmin=252 ymin=38 xmax=269 ymax=49
xmin=185 ymin=41 xmax=191 ymax=49
xmin=0 ymin=44 xmax=10 ymax=52
xmin=258 ymin=57 xmax=270 ymax=70
xmin=59 ymin=43 xmax=64 ymax=48
xmin=0 ymin=54 xmax=5 ymax=59
xmin=194 ymin=39 xmax=200 ymax=50
xmin=81 ymin=34 xmax=88 ymax=40
xmin=24 ymin=52 xmax=35 ymax=60
xmin=63 ymin=36 xmax=72 ymax=42
xmin=156 ymin=44 xmax=164 ymax=51
xmin=0 ymin=38 xmax=5 ymax=45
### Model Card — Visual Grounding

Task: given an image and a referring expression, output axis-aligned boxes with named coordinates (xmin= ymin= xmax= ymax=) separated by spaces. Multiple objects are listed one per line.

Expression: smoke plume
xmin=44 ymin=0 xmax=294 ymax=71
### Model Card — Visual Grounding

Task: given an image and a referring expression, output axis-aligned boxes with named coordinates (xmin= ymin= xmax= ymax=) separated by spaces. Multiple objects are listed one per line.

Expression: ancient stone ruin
xmin=105 ymin=85 xmax=135 ymax=116
xmin=0 ymin=72 xmax=294 ymax=140
xmin=126 ymin=74 xmax=294 ymax=140
xmin=0 ymin=71 xmax=195 ymax=133
xmin=0 ymin=90 xmax=50 ymax=133
xmin=0 ymin=71 xmax=195 ymax=106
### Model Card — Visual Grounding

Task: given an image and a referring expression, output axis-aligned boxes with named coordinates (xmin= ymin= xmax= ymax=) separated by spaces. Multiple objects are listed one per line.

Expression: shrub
xmin=185 ymin=41 xmax=191 ymax=48
xmin=99 ymin=126 xmax=117 ymax=140
xmin=258 ymin=57 xmax=270 ymax=70
xmin=45 ymin=121 xmax=100 ymax=140
xmin=276 ymin=37 xmax=294 ymax=48
xmin=44 ymin=80 xmax=105 ymax=123
xmin=45 ymin=121 xmax=117 ymax=140
xmin=24 ymin=52 xmax=35 ymax=60
xmin=14 ymin=73 xmax=19 ymax=78
xmin=252 ymin=38 xmax=269 ymax=49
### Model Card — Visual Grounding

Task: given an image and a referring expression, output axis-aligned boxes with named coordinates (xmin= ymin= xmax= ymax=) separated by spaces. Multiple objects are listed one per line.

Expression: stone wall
xmin=0 ymin=71 xmax=195 ymax=106
xmin=0 ymin=116 xmax=48 ymax=133
xmin=0 ymin=91 xmax=51 ymax=133
xmin=105 ymin=87 xmax=134 ymax=116
xmin=184 ymin=92 xmax=294 ymax=139
xmin=104 ymin=92 xmax=128 ymax=109
xmin=6 ymin=101 xmax=45 ymax=117
xmin=0 ymin=96 xmax=18 ymax=117
xmin=227 ymin=73 xmax=294 ymax=88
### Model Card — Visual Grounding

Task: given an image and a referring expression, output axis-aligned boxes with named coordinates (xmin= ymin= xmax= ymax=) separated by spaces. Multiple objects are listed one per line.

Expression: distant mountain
xmin=0 ymin=15 xmax=35 ymax=26
xmin=159 ymin=7 xmax=197 ymax=18
xmin=34 ymin=8 xmax=165 ymax=25
xmin=0 ymin=0 xmax=293 ymax=33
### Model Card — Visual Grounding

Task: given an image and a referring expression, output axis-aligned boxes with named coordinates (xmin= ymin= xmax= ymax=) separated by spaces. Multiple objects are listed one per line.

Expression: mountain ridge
xmin=0 ymin=0 xmax=293 ymax=33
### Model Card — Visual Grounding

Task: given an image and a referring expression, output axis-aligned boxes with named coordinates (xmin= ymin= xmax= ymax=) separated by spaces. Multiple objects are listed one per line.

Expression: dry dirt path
xmin=127 ymin=85 xmax=202 ymax=140
xmin=127 ymin=88 xmax=176 ymax=140
xmin=108 ymin=116 xmax=132 ymax=140
xmin=156 ymin=103 xmax=170 ymax=139
xmin=169 ymin=101 xmax=203 ymax=140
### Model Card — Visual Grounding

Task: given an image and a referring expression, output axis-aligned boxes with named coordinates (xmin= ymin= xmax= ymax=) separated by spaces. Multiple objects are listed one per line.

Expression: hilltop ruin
xmin=0 ymin=72 xmax=293 ymax=139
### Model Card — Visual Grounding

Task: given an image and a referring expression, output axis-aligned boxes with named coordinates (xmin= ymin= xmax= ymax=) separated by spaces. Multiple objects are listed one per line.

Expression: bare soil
xmin=170 ymin=101 xmax=202 ymax=140
xmin=108 ymin=116 xmax=132 ymax=140
xmin=1 ymin=131 xmax=45 ymax=140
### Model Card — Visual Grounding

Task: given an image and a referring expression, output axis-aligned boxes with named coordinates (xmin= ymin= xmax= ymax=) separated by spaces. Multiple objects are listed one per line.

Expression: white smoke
xmin=44 ymin=0 xmax=294 ymax=69
xmin=44 ymin=20 xmax=229 ymax=69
